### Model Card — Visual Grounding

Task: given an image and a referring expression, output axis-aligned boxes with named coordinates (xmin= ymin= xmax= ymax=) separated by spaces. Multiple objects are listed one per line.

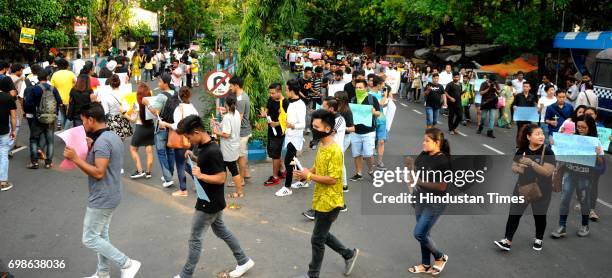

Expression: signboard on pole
xmin=204 ymin=70 xmax=232 ymax=98
xmin=73 ymin=17 xmax=88 ymax=36
xmin=167 ymin=29 xmax=174 ymax=38
xmin=19 ymin=27 xmax=35 ymax=44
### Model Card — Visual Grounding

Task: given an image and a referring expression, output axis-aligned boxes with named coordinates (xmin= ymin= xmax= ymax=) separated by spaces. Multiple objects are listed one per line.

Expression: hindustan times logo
xmin=372 ymin=167 xmax=487 ymax=188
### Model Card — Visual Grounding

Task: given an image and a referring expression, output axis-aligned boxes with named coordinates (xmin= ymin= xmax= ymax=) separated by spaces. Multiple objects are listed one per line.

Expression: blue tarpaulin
xmin=553 ymin=32 xmax=612 ymax=49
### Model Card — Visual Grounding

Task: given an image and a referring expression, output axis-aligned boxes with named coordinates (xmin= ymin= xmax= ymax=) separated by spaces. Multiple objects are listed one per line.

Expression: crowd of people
xmin=0 ymin=43 xmax=609 ymax=277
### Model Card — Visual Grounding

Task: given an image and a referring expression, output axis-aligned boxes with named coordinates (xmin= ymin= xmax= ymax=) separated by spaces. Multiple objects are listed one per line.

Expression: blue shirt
xmin=545 ymin=102 xmax=574 ymax=134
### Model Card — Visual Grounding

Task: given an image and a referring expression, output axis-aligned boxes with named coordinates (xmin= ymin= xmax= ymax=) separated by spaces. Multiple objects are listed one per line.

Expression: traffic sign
xmin=19 ymin=27 xmax=35 ymax=44
xmin=204 ymin=70 xmax=232 ymax=98
xmin=167 ymin=29 xmax=174 ymax=38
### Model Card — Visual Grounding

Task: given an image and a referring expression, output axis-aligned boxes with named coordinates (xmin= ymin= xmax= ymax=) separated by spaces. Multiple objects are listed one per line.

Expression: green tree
xmin=0 ymin=0 xmax=91 ymax=59
xmin=92 ymin=0 xmax=130 ymax=50
xmin=120 ymin=21 xmax=154 ymax=44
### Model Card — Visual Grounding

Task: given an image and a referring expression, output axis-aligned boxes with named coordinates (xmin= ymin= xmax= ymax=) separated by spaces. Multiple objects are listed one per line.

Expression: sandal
xmin=431 ymin=254 xmax=449 ymax=276
xmin=227 ymin=192 xmax=245 ymax=199
xmin=408 ymin=264 xmax=431 ymax=274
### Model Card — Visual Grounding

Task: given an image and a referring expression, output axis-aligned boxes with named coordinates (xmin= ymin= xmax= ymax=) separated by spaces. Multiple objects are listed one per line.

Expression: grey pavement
xmin=1 ymin=79 xmax=612 ymax=278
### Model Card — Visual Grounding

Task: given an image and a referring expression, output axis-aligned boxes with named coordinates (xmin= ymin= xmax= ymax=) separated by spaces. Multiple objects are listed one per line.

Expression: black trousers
xmin=504 ymin=185 xmax=552 ymax=241
xmin=309 ymin=208 xmax=354 ymax=278
xmin=447 ymin=105 xmax=463 ymax=131
xmin=284 ymin=142 xmax=298 ymax=188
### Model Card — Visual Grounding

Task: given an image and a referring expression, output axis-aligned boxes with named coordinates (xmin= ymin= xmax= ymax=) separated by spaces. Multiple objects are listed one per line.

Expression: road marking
xmin=400 ymin=103 xmax=408 ymax=107
xmin=153 ymin=87 xmax=160 ymax=91
xmin=412 ymin=109 xmax=423 ymax=115
xmin=597 ymin=198 xmax=612 ymax=209
xmin=482 ymin=144 xmax=505 ymax=155
xmin=9 ymin=146 xmax=27 ymax=156
xmin=456 ymin=131 xmax=467 ymax=137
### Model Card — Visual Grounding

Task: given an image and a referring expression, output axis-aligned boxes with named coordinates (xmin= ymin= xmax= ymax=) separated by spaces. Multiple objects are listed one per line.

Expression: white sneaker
xmin=173 ymin=276 xmax=180 ymax=278
xmin=84 ymin=272 xmax=110 ymax=278
xmin=291 ymin=181 xmax=304 ymax=189
xmin=162 ymin=180 xmax=174 ymax=188
xmin=229 ymin=259 xmax=255 ymax=278
xmin=121 ymin=168 xmax=124 ymax=175
xmin=275 ymin=187 xmax=293 ymax=197
xmin=121 ymin=259 xmax=141 ymax=278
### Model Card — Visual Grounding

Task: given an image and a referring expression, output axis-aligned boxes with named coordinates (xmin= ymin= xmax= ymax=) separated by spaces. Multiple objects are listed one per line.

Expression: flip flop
xmin=431 ymin=254 xmax=449 ymax=276
xmin=408 ymin=264 xmax=431 ymax=274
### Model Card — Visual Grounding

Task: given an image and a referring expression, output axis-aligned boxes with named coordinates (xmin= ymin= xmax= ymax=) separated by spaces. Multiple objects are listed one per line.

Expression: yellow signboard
xmin=19 ymin=27 xmax=35 ymax=44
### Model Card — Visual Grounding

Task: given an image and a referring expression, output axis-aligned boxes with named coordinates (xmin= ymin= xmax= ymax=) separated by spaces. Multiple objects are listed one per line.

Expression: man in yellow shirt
xmin=50 ymin=58 xmax=75 ymax=129
xmin=293 ymin=109 xmax=359 ymax=278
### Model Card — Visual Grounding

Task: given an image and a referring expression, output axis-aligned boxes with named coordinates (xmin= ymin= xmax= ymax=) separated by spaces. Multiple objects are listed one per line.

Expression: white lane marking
xmin=153 ymin=87 xmax=160 ymax=91
xmin=400 ymin=103 xmax=408 ymax=107
xmin=482 ymin=144 xmax=505 ymax=155
xmin=456 ymin=131 xmax=467 ymax=137
xmin=597 ymin=198 xmax=612 ymax=209
xmin=412 ymin=109 xmax=423 ymax=115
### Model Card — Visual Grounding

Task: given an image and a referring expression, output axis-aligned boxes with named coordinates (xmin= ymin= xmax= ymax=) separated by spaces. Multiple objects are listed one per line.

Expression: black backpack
xmin=159 ymin=91 xmax=180 ymax=123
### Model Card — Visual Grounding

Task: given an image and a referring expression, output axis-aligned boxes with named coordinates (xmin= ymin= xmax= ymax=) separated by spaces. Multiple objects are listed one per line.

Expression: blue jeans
xmin=0 ymin=134 xmax=10 ymax=181
xmin=82 ymin=207 xmax=129 ymax=274
xmin=155 ymin=129 xmax=175 ymax=182
xmin=425 ymin=107 xmax=439 ymax=126
xmin=180 ymin=210 xmax=249 ymax=278
xmin=174 ymin=148 xmax=187 ymax=191
xmin=541 ymin=124 xmax=550 ymax=144
xmin=559 ymin=172 xmax=591 ymax=227
xmin=414 ymin=204 xmax=445 ymax=265
xmin=479 ymin=109 xmax=496 ymax=131
xmin=59 ymin=105 xmax=72 ymax=129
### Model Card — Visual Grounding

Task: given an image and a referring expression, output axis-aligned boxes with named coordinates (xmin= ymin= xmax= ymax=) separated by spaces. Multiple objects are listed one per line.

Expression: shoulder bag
xmin=167 ymin=104 xmax=191 ymax=149
xmin=517 ymin=146 xmax=546 ymax=202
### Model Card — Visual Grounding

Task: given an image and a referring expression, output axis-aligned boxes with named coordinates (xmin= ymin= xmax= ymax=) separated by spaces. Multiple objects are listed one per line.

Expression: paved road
xmin=1 ymin=79 xmax=611 ymax=278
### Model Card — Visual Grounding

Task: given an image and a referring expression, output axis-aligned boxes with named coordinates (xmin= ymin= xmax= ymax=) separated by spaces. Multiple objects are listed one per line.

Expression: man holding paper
xmin=512 ymin=82 xmax=537 ymax=146
xmin=349 ymin=79 xmax=381 ymax=181
xmin=63 ymin=103 xmax=141 ymax=278
xmin=174 ymin=115 xmax=255 ymax=278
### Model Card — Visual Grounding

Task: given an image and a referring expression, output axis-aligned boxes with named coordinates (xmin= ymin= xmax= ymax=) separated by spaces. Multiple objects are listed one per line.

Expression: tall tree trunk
xmin=537 ymin=0 xmax=547 ymax=76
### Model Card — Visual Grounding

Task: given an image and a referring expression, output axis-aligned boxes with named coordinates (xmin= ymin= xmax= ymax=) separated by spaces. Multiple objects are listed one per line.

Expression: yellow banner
xmin=19 ymin=27 xmax=35 ymax=44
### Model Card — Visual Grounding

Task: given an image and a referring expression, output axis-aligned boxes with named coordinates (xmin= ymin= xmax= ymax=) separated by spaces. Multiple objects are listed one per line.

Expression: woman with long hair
xmin=335 ymin=91 xmax=354 ymax=192
xmin=495 ymin=124 xmax=555 ymax=252
xmin=158 ymin=87 xmax=199 ymax=197
xmin=128 ymin=83 xmax=155 ymax=179
xmin=407 ymin=128 xmax=450 ymax=275
xmin=212 ymin=94 xmax=243 ymax=198
xmin=551 ymin=115 xmax=605 ymax=238
xmin=68 ymin=74 xmax=93 ymax=127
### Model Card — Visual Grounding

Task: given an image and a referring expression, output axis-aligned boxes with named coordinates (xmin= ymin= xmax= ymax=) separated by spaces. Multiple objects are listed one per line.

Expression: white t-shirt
xmin=171 ymin=103 xmax=199 ymax=130
xmin=537 ymin=83 xmax=557 ymax=98
xmin=575 ymin=89 xmax=598 ymax=108
xmin=511 ymin=78 xmax=525 ymax=94
xmin=333 ymin=115 xmax=346 ymax=150
xmin=220 ymin=110 xmax=241 ymax=162
xmin=73 ymin=59 xmax=85 ymax=75
xmin=439 ymin=71 xmax=453 ymax=87
xmin=537 ymin=96 xmax=557 ymax=122
xmin=284 ymin=99 xmax=306 ymax=151
xmin=101 ymin=89 xmax=129 ymax=116
xmin=343 ymin=73 xmax=352 ymax=84
xmin=288 ymin=52 xmax=297 ymax=62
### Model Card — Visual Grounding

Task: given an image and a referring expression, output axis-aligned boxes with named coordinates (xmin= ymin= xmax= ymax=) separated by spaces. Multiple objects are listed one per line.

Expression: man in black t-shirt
xmin=299 ymin=67 xmax=314 ymax=134
xmin=261 ymin=83 xmax=289 ymax=186
xmin=424 ymin=73 xmax=445 ymax=128
xmin=512 ymin=82 xmax=537 ymax=146
xmin=0 ymin=76 xmax=17 ymax=191
xmin=445 ymin=72 xmax=463 ymax=134
xmin=176 ymin=115 xmax=254 ymax=278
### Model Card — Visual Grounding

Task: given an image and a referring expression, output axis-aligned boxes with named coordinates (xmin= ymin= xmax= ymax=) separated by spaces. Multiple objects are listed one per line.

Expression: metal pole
xmin=158 ymin=11 xmax=161 ymax=50
xmin=555 ymin=10 xmax=565 ymax=85
xmin=89 ymin=17 xmax=92 ymax=59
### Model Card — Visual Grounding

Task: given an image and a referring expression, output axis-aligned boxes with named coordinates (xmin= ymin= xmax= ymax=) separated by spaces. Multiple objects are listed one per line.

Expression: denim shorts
xmin=350 ymin=132 xmax=376 ymax=158
xmin=376 ymin=121 xmax=387 ymax=142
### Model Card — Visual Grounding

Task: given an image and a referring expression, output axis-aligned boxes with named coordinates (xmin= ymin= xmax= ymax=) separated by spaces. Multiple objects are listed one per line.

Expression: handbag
xmin=106 ymin=95 xmax=133 ymax=139
xmin=517 ymin=146 xmax=546 ymax=202
xmin=167 ymin=105 xmax=191 ymax=149
xmin=496 ymin=95 xmax=506 ymax=109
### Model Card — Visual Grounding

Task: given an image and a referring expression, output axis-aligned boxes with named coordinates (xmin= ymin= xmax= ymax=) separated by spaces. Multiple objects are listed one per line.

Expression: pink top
xmin=560 ymin=120 xmax=575 ymax=134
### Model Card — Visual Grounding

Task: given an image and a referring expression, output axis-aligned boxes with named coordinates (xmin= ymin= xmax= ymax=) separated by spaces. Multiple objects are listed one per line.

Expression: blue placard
xmin=597 ymin=127 xmax=611 ymax=151
xmin=348 ymin=103 xmax=373 ymax=127
xmin=513 ymin=106 xmax=540 ymax=122
xmin=551 ymin=132 xmax=600 ymax=167
xmin=187 ymin=157 xmax=209 ymax=202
